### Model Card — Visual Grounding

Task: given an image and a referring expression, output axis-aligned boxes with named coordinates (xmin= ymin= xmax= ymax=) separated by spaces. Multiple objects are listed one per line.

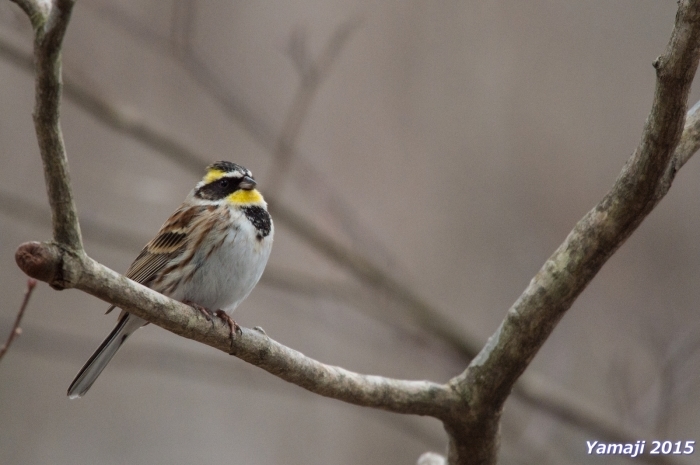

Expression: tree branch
xmin=14 ymin=241 xmax=457 ymax=416
xmin=25 ymin=0 xmax=82 ymax=252
xmin=0 ymin=278 xmax=36 ymax=362
xmin=444 ymin=2 xmax=700 ymax=463
xmin=9 ymin=0 xmax=45 ymax=30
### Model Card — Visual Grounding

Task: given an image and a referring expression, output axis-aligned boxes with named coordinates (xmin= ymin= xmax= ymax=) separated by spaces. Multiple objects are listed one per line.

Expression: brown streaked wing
xmin=123 ymin=206 xmax=203 ymax=285
xmin=104 ymin=233 xmax=186 ymax=315
xmin=105 ymin=206 xmax=204 ymax=315
xmin=125 ymin=246 xmax=184 ymax=285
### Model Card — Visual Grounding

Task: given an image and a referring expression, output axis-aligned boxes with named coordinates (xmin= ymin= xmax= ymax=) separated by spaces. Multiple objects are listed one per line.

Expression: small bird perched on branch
xmin=68 ymin=161 xmax=274 ymax=398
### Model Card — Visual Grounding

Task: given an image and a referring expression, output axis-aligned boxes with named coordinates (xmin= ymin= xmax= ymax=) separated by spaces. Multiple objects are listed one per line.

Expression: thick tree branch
xmin=443 ymin=2 xmax=700 ymax=463
xmin=14 ymin=241 xmax=457 ymax=417
xmin=22 ymin=0 xmax=82 ymax=252
xmin=460 ymin=0 xmax=700 ymax=408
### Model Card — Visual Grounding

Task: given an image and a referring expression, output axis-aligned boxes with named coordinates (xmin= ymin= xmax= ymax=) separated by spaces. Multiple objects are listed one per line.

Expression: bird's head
xmin=195 ymin=161 xmax=266 ymax=207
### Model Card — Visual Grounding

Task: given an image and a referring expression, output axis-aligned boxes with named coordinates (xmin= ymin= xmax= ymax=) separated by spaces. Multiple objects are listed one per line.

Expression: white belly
xmin=168 ymin=210 xmax=273 ymax=313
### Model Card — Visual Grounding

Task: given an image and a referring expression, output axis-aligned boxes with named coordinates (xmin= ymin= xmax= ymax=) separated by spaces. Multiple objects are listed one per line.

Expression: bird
xmin=67 ymin=161 xmax=273 ymax=399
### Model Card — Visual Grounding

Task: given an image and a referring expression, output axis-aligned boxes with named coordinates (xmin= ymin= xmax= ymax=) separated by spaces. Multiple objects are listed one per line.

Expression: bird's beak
xmin=240 ymin=175 xmax=257 ymax=190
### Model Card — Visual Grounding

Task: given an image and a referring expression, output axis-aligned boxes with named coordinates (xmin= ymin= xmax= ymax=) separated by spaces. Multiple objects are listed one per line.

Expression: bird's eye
xmin=219 ymin=178 xmax=230 ymax=188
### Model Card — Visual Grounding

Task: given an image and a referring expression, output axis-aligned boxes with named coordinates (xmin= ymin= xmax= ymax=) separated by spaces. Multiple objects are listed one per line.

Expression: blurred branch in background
xmin=0 ymin=189 xmax=146 ymax=252
xmin=654 ymin=325 xmax=700 ymax=433
xmin=513 ymin=376 xmax=647 ymax=446
xmin=632 ymin=322 xmax=700 ymax=437
xmin=0 ymin=34 xmax=204 ymax=172
xmin=0 ymin=278 xmax=36 ymax=363
xmin=265 ymin=17 xmax=364 ymax=195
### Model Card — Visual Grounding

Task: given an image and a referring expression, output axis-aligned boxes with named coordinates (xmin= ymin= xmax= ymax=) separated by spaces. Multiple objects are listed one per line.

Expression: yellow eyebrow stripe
xmin=203 ymin=169 xmax=226 ymax=184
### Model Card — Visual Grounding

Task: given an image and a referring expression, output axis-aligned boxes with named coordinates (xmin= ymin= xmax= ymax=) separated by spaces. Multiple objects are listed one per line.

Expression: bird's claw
xmin=184 ymin=300 xmax=213 ymax=321
xmin=214 ymin=309 xmax=241 ymax=338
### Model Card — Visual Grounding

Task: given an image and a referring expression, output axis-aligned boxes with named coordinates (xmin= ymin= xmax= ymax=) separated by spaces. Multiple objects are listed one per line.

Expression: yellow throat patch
xmin=227 ymin=189 xmax=263 ymax=205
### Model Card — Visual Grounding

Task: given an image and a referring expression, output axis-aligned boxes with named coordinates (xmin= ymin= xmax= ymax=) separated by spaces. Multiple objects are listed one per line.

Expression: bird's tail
xmin=67 ymin=313 xmax=145 ymax=399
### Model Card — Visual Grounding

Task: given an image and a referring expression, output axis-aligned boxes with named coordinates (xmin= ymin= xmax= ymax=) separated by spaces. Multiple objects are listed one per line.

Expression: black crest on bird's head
xmin=207 ymin=161 xmax=251 ymax=177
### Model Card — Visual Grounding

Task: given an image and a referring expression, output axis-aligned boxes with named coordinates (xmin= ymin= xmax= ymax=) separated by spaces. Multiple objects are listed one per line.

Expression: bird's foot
xmin=214 ymin=310 xmax=241 ymax=339
xmin=184 ymin=300 xmax=213 ymax=321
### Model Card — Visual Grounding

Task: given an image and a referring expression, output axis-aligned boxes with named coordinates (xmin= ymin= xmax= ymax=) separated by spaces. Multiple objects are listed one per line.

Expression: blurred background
xmin=2 ymin=1 xmax=700 ymax=464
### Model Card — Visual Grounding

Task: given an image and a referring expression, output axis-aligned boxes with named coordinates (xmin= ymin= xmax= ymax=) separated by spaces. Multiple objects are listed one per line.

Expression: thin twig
xmin=0 ymin=278 xmax=37 ymax=362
